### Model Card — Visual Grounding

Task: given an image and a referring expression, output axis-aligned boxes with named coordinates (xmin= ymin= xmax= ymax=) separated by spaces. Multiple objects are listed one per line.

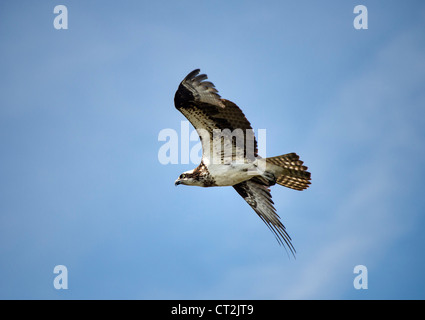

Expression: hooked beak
xmin=175 ymin=179 xmax=181 ymax=186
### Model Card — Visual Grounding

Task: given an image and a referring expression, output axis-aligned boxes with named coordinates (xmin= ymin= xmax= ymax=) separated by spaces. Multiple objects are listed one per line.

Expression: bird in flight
xmin=174 ymin=69 xmax=311 ymax=255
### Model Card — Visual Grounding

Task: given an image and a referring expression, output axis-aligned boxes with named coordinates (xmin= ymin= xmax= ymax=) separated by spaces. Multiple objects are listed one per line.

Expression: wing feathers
xmin=177 ymin=69 xmax=225 ymax=109
xmin=174 ymin=69 xmax=258 ymax=163
xmin=233 ymin=179 xmax=296 ymax=256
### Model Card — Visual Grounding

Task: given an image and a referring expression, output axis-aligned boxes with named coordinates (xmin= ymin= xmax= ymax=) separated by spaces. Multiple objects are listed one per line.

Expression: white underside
xmin=206 ymin=159 xmax=268 ymax=186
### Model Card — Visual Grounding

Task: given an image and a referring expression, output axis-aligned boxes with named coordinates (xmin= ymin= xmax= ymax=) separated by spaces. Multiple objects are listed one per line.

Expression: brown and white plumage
xmin=233 ymin=178 xmax=296 ymax=255
xmin=174 ymin=69 xmax=257 ymax=165
xmin=174 ymin=69 xmax=311 ymax=255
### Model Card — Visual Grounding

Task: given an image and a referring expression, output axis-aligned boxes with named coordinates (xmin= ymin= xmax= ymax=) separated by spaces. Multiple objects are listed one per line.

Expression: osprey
xmin=174 ymin=69 xmax=311 ymax=255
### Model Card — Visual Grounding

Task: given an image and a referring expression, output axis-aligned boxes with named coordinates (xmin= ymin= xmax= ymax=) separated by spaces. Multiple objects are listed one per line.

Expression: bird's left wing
xmin=233 ymin=178 xmax=296 ymax=256
xmin=174 ymin=69 xmax=258 ymax=164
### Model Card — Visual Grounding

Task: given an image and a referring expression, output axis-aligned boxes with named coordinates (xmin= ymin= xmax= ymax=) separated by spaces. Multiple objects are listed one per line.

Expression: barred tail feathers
xmin=265 ymin=153 xmax=311 ymax=191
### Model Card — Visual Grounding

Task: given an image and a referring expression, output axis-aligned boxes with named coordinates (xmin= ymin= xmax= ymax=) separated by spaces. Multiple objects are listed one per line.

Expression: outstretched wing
xmin=174 ymin=69 xmax=258 ymax=165
xmin=233 ymin=178 xmax=296 ymax=256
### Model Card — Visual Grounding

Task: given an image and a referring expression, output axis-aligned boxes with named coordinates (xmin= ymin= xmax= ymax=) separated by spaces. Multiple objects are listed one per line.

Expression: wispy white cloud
xmin=276 ymin=24 xmax=425 ymax=299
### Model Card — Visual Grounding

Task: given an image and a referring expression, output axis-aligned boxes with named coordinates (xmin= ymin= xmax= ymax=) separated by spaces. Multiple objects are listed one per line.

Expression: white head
xmin=174 ymin=169 xmax=204 ymax=187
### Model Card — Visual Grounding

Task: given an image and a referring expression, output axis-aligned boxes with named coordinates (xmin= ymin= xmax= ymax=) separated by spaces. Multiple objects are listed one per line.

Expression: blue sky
xmin=1 ymin=0 xmax=425 ymax=299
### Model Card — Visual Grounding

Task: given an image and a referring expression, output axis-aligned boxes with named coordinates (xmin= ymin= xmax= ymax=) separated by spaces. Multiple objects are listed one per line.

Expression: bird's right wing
xmin=233 ymin=178 xmax=296 ymax=256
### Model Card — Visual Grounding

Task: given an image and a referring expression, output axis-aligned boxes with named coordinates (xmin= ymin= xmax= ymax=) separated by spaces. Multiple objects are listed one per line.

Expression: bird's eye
xmin=179 ymin=174 xmax=186 ymax=179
